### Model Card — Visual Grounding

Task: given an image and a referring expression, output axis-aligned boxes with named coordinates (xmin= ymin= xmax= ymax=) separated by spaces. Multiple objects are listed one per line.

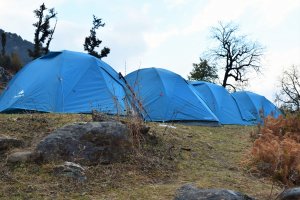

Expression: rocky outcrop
xmin=35 ymin=121 xmax=133 ymax=165
xmin=174 ymin=184 xmax=254 ymax=200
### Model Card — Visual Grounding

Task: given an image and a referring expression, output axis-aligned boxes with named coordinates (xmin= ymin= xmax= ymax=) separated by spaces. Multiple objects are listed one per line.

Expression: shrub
xmin=249 ymin=114 xmax=300 ymax=185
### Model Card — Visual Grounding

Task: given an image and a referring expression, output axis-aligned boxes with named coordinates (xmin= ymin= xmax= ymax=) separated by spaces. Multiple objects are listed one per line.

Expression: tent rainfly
xmin=0 ymin=50 xmax=128 ymax=114
xmin=124 ymin=67 xmax=220 ymax=124
xmin=191 ymin=81 xmax=250 ymax=125
xmin=232 ymin=91 xmax=281 ymax=124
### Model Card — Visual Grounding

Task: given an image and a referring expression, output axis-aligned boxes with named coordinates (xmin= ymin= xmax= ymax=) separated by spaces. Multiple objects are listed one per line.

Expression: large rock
xmin=35 ymin=121 xmax=133 ymax=165
xmin=174 ymin=184 xmax=254 ymax=200
xmin=0 ymin=136 xmax=24 ymax=152
xmin=278 ymin=187 xmax=300 ymax=200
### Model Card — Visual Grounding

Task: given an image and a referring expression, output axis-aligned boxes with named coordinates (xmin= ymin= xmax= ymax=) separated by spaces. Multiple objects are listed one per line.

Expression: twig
xmin=269 ymin=180 xmax=274 ymax=199
xmin=180 ymin=147 xmax=191 ymax=151
xmin=274 ymin=187 xmax=287 ymax=200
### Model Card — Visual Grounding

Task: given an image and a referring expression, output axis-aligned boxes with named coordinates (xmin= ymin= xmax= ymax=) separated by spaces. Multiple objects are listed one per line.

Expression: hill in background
xmin=0 ymin=28 xmax=33 ymax=65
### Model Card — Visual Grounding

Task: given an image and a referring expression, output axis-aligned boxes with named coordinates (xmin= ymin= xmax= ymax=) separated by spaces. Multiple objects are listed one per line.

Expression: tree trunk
xmin=222 ymin=69 xmax=229 ymax=88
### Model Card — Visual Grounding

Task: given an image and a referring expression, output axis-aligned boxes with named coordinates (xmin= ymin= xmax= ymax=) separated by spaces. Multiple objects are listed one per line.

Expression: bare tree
xmin=276 ymin=65 xmax=300 ymax=112
xmin=207 ymin=22 xmax=264 ymax=91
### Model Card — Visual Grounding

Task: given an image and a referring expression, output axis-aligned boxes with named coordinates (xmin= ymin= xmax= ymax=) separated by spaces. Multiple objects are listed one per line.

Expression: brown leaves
xmin=250 ymin=114 xmax=300 ymax=185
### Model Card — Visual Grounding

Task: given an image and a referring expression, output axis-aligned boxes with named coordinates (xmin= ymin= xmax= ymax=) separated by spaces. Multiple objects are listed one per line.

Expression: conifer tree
xmin=28 ymin=3 xmax=57 ymax=59
xmin=84 ymin=15 xmax=110 ymax=59
xmin=188 ymin=58 xmax=218 ymax=83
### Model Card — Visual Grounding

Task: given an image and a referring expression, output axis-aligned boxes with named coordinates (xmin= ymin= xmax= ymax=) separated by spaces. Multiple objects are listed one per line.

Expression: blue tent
xmin=124 ymin=68 xmax=219 ymax=124
xmin=232 ymin=91 xmax=281 ymax=124
xmin=191 ymin=81 xmax=249 ymax=125
xmin=0 ymin=50 xmax=128 ymax=114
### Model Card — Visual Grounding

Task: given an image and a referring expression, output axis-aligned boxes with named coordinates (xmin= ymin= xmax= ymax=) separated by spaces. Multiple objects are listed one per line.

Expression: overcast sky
xmin=0 ymin=0 xmax=299 ymax=102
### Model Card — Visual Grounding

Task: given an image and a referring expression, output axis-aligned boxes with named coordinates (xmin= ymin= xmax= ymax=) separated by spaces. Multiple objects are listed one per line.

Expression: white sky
xmin=0 ymin=0 xmax=299 ymax=102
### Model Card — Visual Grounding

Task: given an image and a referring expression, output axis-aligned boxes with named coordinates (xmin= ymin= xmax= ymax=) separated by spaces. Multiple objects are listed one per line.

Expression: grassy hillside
xmin=0 ymin=113 xmax=283 ymax=199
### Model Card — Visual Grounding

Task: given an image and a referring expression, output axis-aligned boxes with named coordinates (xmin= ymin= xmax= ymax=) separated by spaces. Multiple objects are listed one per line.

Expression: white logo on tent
xmin=14 ymin=90 xmax=25 ymax=98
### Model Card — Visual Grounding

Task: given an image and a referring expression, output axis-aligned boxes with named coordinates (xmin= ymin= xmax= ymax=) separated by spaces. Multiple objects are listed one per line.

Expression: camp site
xmin=0 ymin=1 xmax=299 ymax=200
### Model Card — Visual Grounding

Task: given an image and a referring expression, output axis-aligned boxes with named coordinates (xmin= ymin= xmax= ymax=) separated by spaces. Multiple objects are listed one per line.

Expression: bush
xmin=249 ymin=114 xmax=300 ymax=185
xmin=0 ymin=52 xmax=23 ymax=73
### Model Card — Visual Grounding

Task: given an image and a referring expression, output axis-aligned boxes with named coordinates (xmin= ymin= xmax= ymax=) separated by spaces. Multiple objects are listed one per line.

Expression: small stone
xmin=53 ymin=161 xmax=86 ymax=181
xmin=7 ymin=151 xmax=35 ymax=163
xmin=174 ymin=184 xmax=255 ymax=200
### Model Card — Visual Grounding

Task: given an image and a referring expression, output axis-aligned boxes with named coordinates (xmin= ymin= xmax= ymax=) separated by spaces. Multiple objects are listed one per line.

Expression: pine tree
xmin=28 ymin=3 xmax=57 ymax=59
xmin=84 ymin=15 xmax=110 ymax=59
xmin=188 ymin=58 xmax=218 ymax=83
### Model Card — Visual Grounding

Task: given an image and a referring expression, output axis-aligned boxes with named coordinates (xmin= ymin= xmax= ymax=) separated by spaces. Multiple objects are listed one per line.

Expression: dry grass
xmin=247 ymin=115 xmax=300 ymax=186
xmin=0 ymin=113 xmax=284 ymax=199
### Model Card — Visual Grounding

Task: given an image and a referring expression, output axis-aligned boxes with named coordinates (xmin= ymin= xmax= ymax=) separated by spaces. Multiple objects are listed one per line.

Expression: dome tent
xmin=190 ymin=81 xmax=250 ymax=125
xmin=232 ymin=91 xmax=281 ymax=124
xmin=124 ymin=67 xmax=219 ymax=124
xmin=0 ymin=50 xmax=128 ymax=114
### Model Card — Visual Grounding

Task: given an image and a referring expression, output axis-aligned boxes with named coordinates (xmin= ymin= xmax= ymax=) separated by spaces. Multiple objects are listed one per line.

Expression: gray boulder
xmin=278 ymin=187 xmax=300 ymax=200
xmin=0 ymin=136 xmax=24 ymax=152
xmin=35 ymin=121 xmax=133 ymax=165
xmin=174 ymin=184 xmax=254 ymax=200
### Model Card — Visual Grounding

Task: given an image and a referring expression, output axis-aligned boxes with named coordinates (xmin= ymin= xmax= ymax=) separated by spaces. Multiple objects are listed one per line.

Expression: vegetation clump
xmin=249 ymin=114 xmax=300 ymax=186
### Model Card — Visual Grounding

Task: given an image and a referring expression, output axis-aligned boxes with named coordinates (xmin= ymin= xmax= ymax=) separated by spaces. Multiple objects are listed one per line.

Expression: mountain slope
xmin=0 ymin=29 xmax=33 ymax=65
